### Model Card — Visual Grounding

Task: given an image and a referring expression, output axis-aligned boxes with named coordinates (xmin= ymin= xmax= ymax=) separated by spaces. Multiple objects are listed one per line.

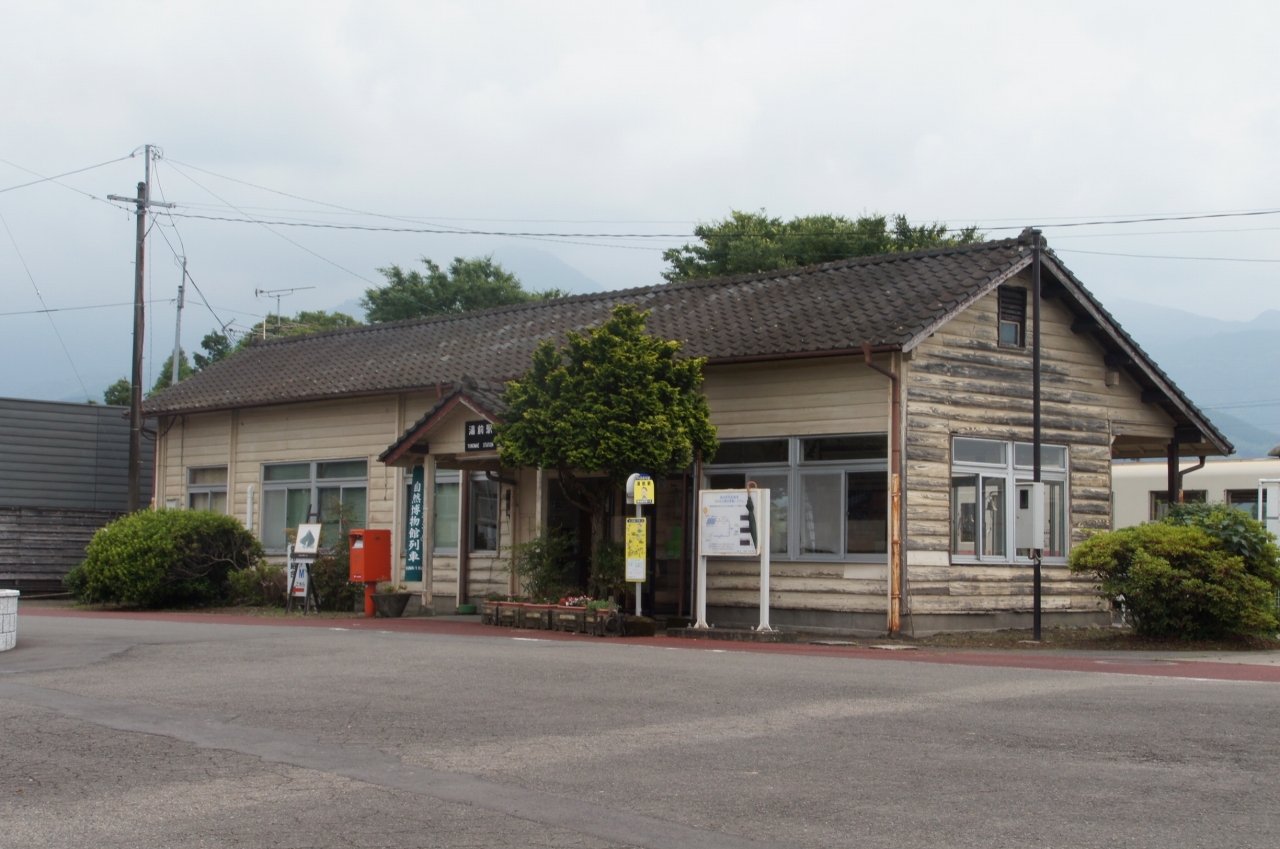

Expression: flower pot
xmin=553 ymin=607 xmax=586 ymax=633
xmin=480 ymin=601 xmax=499 ymax=625
xmin=519 ymin=604 xmax=556 ymax=630
xmin=372 ymin=592 xmax=412 ymax=618
xmin=496 ymin=602 xmax=521 ymax=627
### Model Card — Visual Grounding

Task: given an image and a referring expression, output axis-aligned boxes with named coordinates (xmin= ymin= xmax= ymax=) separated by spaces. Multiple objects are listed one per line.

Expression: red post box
xmin=349 ymin=529 xmax=392 ymax=617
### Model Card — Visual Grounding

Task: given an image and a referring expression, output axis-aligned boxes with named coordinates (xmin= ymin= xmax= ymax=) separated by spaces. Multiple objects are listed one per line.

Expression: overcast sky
xmin=2 ymin=1 xmax=1278 ymax=402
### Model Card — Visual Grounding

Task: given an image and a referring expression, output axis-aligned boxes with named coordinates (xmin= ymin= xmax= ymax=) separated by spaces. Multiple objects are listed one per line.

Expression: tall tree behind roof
xmin=362 ymin=255 xmax=569 ymax=323
xmin=661 ymin=210 xmax=983 ymax=282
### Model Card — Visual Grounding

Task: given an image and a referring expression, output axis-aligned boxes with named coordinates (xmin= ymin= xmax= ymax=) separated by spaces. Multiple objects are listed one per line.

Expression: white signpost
xmin=287 ymin=522 xmax=324 ymax=614
xmin=624 ymin=473 xmax=654 ymax=617
xmin=694 ymin=486 xmax=772 ymax=632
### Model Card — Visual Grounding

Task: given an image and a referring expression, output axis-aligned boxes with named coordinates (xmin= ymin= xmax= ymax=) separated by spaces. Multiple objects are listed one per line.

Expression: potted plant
xmin=372 ymin=582 xmax=413 ymax=618
xmin=553 ymin=594 xmax=592 ymax=633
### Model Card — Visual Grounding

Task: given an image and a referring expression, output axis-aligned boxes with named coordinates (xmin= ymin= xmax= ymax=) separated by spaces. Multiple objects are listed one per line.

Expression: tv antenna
xmin=254 ymin=286 xmax=314 ymax=339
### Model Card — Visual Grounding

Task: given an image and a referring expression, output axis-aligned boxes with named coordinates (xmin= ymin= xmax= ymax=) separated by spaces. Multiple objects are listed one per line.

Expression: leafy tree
xmin=237 ymin=310 xmax=362 ymax=346
xmin=148 ymin=350 xmax=195 ymax=397
xmin=662 ymin=210 xmax=984 ymax=282
xmin=362 ymin=255 xmax=569 ymax=323
xmin=497 ymin=305 xmax=718 ymax=581
xmin=103 ymin=378 xmax=132 ymax=407
xmin=193 ymin=331 xmax=233 ymax=369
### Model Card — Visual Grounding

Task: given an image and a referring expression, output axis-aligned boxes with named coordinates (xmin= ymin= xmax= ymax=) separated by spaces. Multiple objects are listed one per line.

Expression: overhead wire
xmin=0 ymin=153 xmax=136 ymax=195
xmin=159 ymin=159 xmax=378 ymax=284
xmin=0 ymin=207 xmax=91 ymax=401
xmin=1054 ymin=248 xmax=1280 ymax=263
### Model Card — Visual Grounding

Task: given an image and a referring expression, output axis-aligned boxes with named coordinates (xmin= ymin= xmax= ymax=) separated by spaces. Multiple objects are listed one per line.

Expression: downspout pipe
xmin=863 ymin=343 xmax=902 ymax=635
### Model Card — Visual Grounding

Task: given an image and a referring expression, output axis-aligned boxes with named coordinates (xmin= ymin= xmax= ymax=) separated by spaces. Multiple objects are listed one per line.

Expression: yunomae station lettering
xmin=141 ymin=231 xmax=1231 ymax=636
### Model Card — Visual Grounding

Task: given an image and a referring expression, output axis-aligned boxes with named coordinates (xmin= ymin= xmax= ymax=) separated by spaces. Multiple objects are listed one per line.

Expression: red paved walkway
xmin=22 ymin=608 xmax=1280 ymax=684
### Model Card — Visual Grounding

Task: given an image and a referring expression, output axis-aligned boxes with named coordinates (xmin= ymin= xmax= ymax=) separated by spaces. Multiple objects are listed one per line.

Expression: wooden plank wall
xmin=701 ymin=356 xmax=892 ymax=614
xmin=0 ymin=507 xmax=122 ymax=589
xmin=903 ymin=274 xmax=1174 ymax=617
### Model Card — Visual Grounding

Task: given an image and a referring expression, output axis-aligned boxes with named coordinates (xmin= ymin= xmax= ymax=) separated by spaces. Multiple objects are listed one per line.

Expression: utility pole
xmin=1031 ymin=228 xmax=1043 ymax=642
xmin=108 ymin=146 xmax=173 ymax=512
xmin=172 ymin=257 xmax=186 ymax=387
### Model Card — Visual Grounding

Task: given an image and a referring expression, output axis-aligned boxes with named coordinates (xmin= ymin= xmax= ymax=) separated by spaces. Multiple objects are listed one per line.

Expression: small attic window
xmin=997 ymin=286 xmax=1027 ymax=348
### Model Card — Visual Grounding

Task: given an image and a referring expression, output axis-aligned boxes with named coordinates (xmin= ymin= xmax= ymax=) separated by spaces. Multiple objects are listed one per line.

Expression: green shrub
xmin=1165 ymin=503 xmax=1280 ymax=584
xmin=66 ymin=510 xmax=264 ymax=608
xmin=1070 ymin=521 xmax=1279 ymax=638
xmin=510 ymin=531 xmax=576 ymax=602
xmin=228 ymin=563 xmax=286 ymax=606
xmin=309 ymin=531 xmax=362 ymax=612
xmin=588 ymin=538 xmax=626 ymax=600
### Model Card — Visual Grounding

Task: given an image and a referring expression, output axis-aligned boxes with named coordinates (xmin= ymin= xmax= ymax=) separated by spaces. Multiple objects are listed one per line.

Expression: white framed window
xmin=432 ymin=471 xmax=460 ymax=553
xmin=470 ymin=473 xmax=499 ymax=553
xmin=950 ymin=437 xmax=1069 ymax=563
xmin=261 ymin=459 xmax=367 ymax=551
xmin=706 ymin=434 xmax=888 ymax=562
xmin=187 ymin=466 xmax=228 ymax=513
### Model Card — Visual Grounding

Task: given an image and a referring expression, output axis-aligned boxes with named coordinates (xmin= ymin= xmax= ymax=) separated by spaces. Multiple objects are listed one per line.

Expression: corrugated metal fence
xmin=0 ymin=398 xmax=154 ymax=591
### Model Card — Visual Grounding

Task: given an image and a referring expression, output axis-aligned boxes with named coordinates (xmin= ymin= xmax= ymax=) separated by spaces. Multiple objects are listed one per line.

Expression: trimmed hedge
xmin=1070 ymin=506 xmax=1280 ymax=638
xmin=66 ymin=510 xmax=264 ymax=608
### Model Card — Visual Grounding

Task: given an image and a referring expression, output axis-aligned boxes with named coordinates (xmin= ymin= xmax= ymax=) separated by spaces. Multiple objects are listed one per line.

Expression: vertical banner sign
xmin=290 ymin=562 xmax=309 ymax=598
xmin=405 ymin=465 xmax=425 ymax=581
xmin=625 ymin=517 xmax=647 ymax=582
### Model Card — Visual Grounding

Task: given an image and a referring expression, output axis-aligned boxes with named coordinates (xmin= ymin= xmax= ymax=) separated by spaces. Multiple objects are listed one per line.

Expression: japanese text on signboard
xmin=464 ymin=420 xmax=496 ymax=452
xmin=405 ymin=465 xmax=424 ymax=580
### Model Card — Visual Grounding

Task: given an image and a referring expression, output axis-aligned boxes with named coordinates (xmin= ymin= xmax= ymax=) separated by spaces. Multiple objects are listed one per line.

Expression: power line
xmin=0 ymin=153 xmax=136 ymax=195
xmin=1055 ymin=248 xmax=1280 ymax=263
xmin=0 ymin=298 xmax=172 ymax=317
xmin=0 ymin=208 xmax=91 ymax=401
xmin=160 ymin=160 xmax=378 ymax=284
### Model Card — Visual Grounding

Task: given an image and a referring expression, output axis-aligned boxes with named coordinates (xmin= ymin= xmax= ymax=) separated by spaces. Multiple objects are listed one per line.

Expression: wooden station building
xmin=143 ymin=230 xmax=1230 ymax=634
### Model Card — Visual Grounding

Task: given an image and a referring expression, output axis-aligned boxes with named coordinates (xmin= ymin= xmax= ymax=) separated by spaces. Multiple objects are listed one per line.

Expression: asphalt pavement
xmin=2 ymin=611 xmax=1278 ymax=848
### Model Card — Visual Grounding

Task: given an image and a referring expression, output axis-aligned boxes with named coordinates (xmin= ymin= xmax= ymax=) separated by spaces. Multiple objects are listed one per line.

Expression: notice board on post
xmin=698 ymin=489 xmax=760 ymax=556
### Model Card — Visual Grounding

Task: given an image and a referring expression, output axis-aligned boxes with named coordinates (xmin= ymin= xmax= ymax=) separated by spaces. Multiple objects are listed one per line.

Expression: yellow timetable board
xmin=625 ymin=517 xmax=646 ymax=582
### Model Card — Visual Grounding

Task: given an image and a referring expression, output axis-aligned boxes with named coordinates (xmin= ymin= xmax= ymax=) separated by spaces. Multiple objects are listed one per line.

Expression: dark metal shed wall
xmin=0 ymin=397 xmax=153 ymax=510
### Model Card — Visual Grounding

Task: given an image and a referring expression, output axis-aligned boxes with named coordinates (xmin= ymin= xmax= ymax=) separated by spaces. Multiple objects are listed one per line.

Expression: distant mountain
xmin=490 ymin=246 xmax=603 ymax=296
xmin=1103 ymin=298 xmax=1280 ymax=457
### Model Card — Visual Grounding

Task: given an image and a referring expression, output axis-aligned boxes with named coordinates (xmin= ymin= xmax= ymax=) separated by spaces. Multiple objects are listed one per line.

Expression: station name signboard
xmin=464 ymin=420 xmax=496 ymax=452
xmin=698 ymin=490 xmax=760 ymax=556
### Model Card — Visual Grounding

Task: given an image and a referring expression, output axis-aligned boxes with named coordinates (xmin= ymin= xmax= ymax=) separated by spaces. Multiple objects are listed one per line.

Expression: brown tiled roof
xmin=139 ymin=233 xmax=1231 ymax=454
xmin=145 ymin=237 xmax=1033 ymax=416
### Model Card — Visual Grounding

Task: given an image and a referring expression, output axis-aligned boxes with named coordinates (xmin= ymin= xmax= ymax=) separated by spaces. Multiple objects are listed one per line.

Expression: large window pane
xmin=210 ymin=490 xmax=227 ymax=514
xmin=433 ymin=480 xmax=460 ymax=550
xmin=800 ymin=473 xmax=841 ymax=555
xmin=343 ymin=487 xmax=367 ymax=530
xmin=1045 ymin=480 xmax=1065 ymax=558
xmin=1014 ymin=443 xmax=1066 ymax=469
xmin=951 ymin=475 xmax=977 ymax=555
xmin=317 ymin=460 xmax=368 ymax=480
xmin=711 ymin=440 xmax=789 ymax=465
xmin=264 ymin=463 xmax=309 ymax=482
xmin=708 ymin=473 xmax=746 ymax=490
xmin=846 ymin=471 xmax=887 ymax=554
xmin=189 ymin=491 xmax=210 ymax=511
xmin=263 ymin=487 xmax=310 ymax=549
xmin=752 ymin=473 xmax=789 ymax=555
xmin=954 ymin=438 xmax=1006 ymax=465
xmin=189 ymin=466 xmax=227 ymax=485
xmin=471 ymin=477 xmax=499 ymax=552
xmin=982 ymin=477 xmax=1006 ymax=557
xmin=802 ymin=434 xmax=887 ymax=462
